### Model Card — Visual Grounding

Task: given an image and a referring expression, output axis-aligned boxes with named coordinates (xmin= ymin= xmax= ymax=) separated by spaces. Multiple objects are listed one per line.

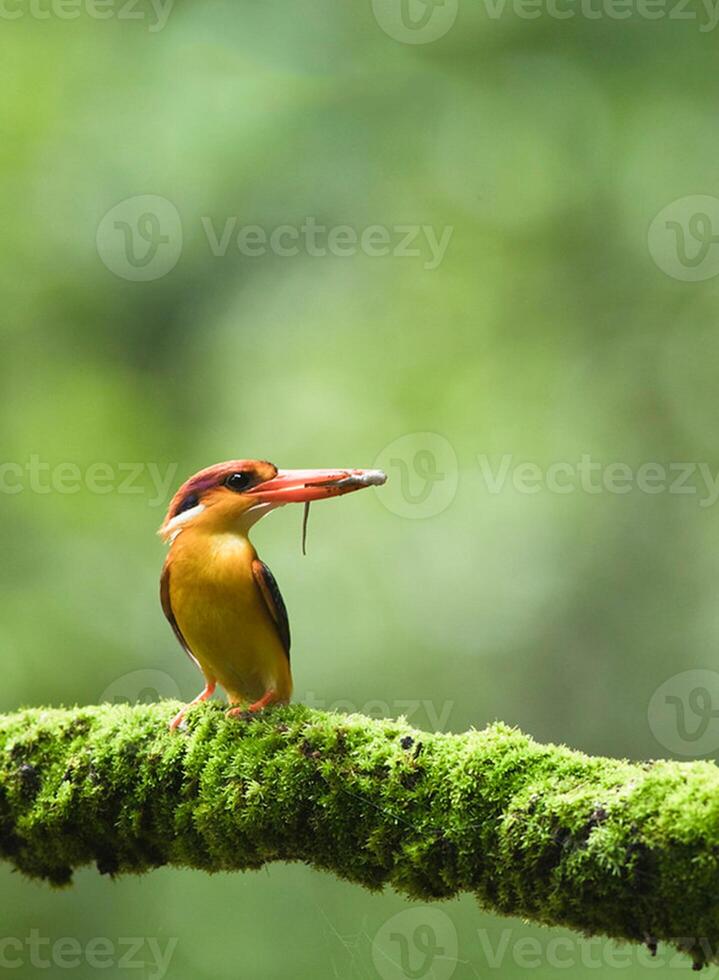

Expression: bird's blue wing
xmin=252 ymin=559 xmax=291 ymax=661
xmin=160 ymin=562 xmax=201 ymax=671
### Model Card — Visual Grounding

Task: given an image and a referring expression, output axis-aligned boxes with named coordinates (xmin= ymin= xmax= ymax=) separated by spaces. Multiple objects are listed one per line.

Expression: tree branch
xmin=0 ymin=702 xmax=717 ymax=969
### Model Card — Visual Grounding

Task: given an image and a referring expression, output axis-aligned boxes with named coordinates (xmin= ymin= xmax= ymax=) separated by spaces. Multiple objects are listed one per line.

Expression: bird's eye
xmin=224 ymin=472 xmax=252 ymax=492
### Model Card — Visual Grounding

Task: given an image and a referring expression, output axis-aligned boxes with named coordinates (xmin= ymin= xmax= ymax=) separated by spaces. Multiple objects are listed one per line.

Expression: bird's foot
xmin=226 ymin=689 xmax=278 ymax=719
xmin=248 ymin=689 xmax=278 ymax=712
xmin=169 ymin=680 xmax=217 ymax=731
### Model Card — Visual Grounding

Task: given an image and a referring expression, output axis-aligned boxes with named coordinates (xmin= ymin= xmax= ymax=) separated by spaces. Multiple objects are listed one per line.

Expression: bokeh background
xmin=2 ymin=0 xmax=719 ymax=976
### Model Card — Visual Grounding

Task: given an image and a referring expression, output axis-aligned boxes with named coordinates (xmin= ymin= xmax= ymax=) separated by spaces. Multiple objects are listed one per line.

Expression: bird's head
xmin=159 ymin=459 xmax=386 ymax=543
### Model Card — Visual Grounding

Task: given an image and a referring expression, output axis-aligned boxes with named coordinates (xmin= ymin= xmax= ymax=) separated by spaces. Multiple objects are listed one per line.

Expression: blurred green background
xmin=1 ymin=0 xmax=719 ymax=976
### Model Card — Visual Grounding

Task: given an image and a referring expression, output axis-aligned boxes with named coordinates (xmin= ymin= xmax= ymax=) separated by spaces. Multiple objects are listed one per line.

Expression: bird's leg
xmin=248 ymin=689 xmax=278 ymax=712
xmin=226 ymin=689 xmax=279 ymax=717
xmin=169 ymin=680 xmax=216 ymax=731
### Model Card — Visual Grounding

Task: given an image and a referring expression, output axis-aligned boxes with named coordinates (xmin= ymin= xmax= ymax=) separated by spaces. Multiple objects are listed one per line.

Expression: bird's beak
xmin=246 ymin=468 xmax=386 ymax=504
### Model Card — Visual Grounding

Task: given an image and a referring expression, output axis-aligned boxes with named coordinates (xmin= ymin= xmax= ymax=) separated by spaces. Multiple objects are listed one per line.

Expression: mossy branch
xmin=0 ymin=702 xmax=718 ymax=969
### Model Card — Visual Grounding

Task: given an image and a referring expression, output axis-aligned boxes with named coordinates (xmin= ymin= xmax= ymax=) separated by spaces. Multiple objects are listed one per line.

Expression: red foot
xmin=249 ymin=689 xmax=277 ymax=712
xmin=169 ymin=680 xmax=216 ymax=731
xmin=226 ymin=689 xmax=277 ymax=718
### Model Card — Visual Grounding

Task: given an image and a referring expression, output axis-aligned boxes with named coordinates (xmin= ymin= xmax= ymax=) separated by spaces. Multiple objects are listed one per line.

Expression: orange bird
xmin=159 ymin=459 xmax=386 ymax=730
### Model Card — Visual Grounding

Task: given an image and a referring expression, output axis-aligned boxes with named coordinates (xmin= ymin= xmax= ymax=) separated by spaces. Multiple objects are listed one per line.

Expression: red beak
xmin=246 ymin=468 xmax=386 ymax=504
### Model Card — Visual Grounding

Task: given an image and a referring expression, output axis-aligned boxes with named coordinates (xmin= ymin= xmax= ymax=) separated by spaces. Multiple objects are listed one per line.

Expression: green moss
xmin=1 ymin=702 xmax=718 ymax=968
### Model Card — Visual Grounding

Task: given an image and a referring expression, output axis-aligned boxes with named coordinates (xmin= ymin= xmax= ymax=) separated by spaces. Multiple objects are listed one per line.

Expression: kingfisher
xmin=159 ymin=459 xmax=386 ymax=730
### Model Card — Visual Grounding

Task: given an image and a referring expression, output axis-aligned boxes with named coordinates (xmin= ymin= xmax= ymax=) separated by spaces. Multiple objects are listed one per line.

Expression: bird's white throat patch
xmin=162 ymin=503 xmax=206 ymax=542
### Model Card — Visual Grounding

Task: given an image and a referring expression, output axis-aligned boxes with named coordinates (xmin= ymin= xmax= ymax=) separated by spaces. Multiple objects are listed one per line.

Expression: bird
xmin=159 ymin=459 xmax=386 ymax=731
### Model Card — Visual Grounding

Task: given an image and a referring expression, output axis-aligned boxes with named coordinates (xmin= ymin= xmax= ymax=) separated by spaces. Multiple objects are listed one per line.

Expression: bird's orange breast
xmin=166 ymin=529 xmax=291 ymax=705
